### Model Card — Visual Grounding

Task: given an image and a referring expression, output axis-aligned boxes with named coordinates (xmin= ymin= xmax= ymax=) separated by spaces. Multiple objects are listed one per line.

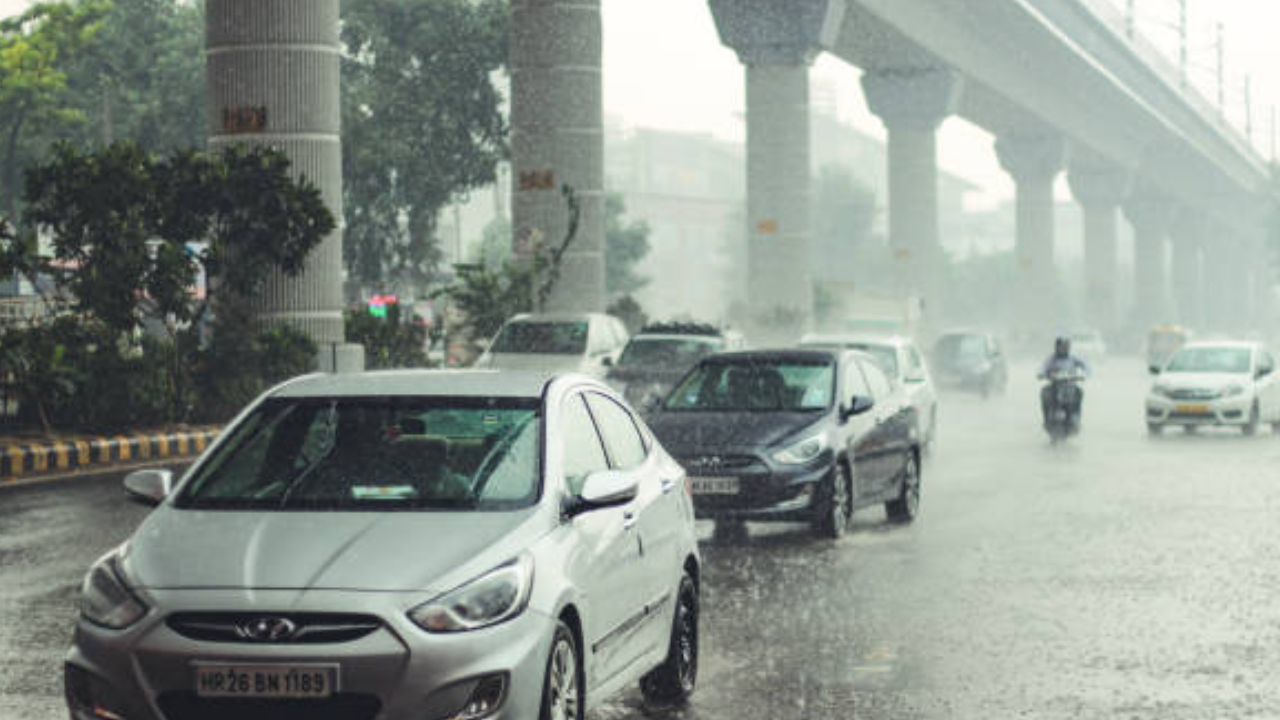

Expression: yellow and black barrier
xmin=0 ymin=428 xmax=220 ymax=482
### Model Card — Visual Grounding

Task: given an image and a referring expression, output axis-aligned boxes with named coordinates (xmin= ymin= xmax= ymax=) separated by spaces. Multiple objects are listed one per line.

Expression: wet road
xmin=5 ymin=360 xmax=1280 ymax=718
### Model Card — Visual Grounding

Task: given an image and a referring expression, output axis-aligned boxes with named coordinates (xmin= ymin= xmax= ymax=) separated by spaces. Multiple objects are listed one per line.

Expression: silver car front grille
xmin=166 ymin=613 xmax=382 ymax=645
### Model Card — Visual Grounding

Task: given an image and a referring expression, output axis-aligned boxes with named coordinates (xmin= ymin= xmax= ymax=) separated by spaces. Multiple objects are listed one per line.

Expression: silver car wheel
xmin=548 ymin=634 xmax=580 ymax=720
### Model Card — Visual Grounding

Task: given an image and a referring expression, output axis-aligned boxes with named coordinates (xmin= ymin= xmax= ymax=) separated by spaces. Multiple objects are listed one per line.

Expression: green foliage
xmin=0 ymin=1 xmax=109 ymax=221
xmin=472 ymin=214 xmax=512 ymax=269
xmin=344 ymin=302 xmax=429 ymax=370
xmin=606 ymin=294 xmax=648 ymax=335
xmin=62 ymin=0 xmax=205 ymax=151
xmin=341 ymin=0 xmax=509 ymax=291
xmin=0 ymin=316 xmax=86 ymax=434
xmin=193 ymin=322 xmax=317 ymax=423
xmin=435 ymin=185 xmax=582 ymax=342
xmin=17 ymin=142 xmax=334 ymax=337
xmin=0 ymin=142 xmax=332 ymax=432
xmin=605 ymin=193 xmax=651 ymax=297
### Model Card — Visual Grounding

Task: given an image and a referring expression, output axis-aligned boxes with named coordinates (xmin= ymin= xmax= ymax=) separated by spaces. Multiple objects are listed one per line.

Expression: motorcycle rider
xmin=1039 ymin=336 xmax=1091 ymax=428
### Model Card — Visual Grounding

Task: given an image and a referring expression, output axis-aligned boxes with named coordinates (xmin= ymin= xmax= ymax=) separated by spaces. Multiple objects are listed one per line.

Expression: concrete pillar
xmin=1201 ymin=229 xmax=1233 ymax=332
xmin=207 ymin=0 xmax=345 ymax=345
xmin=1168 ymin=210 xmax=1205 ymax=329
xmin=511 ymin=0 xmax=604 ymax=312
xmin=711 ymin=0 xmax=846 ymax=331
xmin=861 ymin=68 xmax=963 ymax=322
xmin=1123 ymin=194 xmax=1176 ymax=331
xmin=996 ymin=133 xmax=1067 ymax=331
xmin=1066 ymin=157 xmax=1131 ymax=337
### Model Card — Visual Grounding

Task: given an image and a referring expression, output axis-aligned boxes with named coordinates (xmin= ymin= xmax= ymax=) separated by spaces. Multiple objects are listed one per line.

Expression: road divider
xmin=1 ymin=428 xmax=220 ymax=483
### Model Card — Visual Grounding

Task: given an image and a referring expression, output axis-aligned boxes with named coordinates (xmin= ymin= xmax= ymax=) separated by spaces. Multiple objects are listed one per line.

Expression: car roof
xmin=801 ymin=333 xmax=912 ymax=349
xmin=271 ymin=370 xmax=565 ymax=399
xmin=704 ymin=348 xmax=844 ymax=363
xmin=629 ymin=333 xmax=720 ymax=343
xmin=1180 ymin=340 xmax=1259 ymax=351
xmin=507 ymin=312 xmax=605 ymax=324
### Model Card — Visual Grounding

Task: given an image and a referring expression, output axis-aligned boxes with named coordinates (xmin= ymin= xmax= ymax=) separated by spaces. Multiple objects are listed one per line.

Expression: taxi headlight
xmin=409 ymin=556 xmax=533 ymax=633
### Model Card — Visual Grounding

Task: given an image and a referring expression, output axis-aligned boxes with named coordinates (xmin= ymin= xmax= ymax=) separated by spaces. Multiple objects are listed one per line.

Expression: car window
xmin=561 ymin=395 xmax=610 ymax=495
xmin=585 ymin=394 xmax=648 ymax=469
xmin=1166 ymin=347 xmax=1252 ymax=374
xmin=862 ymin=361 xmax=893 ymax=400
xmin=843 ymin=360 xmax=871 ymax=399
xmin=618 ymin=337 xmax=720 ymax=367
xmin=906 ymin=347 xmax=925 ymax=376
xmin=1259 ymin=351 xmax=1275 ymax=374
xmin=492 ymin=321 xmax=588 ymax=355
xmin=666 ymin=360 xmax=835 ymax=411
xmin=179 ymin=398 xmax=541 ymax=510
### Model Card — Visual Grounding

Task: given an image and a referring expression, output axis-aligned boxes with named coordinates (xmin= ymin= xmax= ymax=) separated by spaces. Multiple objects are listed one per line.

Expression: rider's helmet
xmin=1054 ymin=336 xmax=1071 ymax=358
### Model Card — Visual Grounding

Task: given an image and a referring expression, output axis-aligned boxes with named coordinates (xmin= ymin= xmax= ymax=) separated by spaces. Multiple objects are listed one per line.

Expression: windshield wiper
xmin=278 ymin=402 xmax=339 ymax=508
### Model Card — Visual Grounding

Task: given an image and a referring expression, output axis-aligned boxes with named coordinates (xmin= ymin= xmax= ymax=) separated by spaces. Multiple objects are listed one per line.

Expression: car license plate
xmin=691 ymin=477 xmax=739 ymax=495
xmin=194 ymin=663 xmax=337 ymax=699
xmin=1176 ymin=404 xmax=1211 ymax=415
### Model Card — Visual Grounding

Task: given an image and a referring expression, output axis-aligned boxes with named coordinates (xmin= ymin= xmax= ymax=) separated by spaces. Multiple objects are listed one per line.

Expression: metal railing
xmin=1075 ymin=0 xmax=1264 ymax=168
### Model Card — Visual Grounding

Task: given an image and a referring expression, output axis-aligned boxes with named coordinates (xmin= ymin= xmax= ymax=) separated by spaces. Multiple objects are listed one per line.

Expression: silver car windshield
xmin=177 ymin=398 xmax=542 ymax=511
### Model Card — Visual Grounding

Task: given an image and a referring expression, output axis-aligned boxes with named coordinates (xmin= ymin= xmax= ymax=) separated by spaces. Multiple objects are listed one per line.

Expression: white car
xmin=476 ymin=313 xmax=629 ymax=378
xmin=800 ymin=334 xmax=939 ymax=450
xmin=68 ymin=371 xmax=700 ymax=720
xmin=1146 ymin=341 xmax=1280 ymax=435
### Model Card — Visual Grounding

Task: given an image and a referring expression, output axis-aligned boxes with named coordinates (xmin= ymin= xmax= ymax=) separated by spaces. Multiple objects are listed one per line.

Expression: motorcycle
xmin=1041 ymin=368 xmax=1085 ymax=442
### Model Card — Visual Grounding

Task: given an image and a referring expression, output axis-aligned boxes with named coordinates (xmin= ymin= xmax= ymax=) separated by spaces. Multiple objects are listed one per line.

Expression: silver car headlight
xmin=409 ymin=555 xmax=534 ymax=633
xmin=1221 ymin=384 xmax=1246 ymax=398
xmin=772 ymin=433 xmax=829 ymax=465
xmin=80 ymin=550 xmax=148 ymax=630
xmin=1152 ymin=385 xmax=1174 ymax=398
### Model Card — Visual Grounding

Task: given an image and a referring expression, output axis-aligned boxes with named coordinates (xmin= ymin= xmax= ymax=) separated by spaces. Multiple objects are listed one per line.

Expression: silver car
xmin=65 ymin=371 xmax=700 ymax=720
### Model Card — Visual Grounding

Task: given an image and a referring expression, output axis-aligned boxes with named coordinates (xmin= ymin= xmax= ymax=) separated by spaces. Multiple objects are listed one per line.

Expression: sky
xmin=1 ymin=0 xmax=1275 ymax=207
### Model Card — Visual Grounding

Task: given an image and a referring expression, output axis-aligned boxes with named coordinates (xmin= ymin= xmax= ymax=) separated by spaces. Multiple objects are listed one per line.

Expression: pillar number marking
xmin=222 ymin=106 xmax=268 ymax=134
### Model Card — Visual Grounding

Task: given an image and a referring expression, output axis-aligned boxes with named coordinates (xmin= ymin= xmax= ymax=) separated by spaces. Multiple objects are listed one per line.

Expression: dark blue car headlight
xmin=771 ymin=433 xmax=829 ymax=465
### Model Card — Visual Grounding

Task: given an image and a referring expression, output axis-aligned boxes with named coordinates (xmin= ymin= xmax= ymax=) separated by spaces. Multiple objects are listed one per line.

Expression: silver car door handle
xmin=660 ymin=478 xmax=678 ymax=494
xmin=623 ymin=511 xmax=638 ymax=529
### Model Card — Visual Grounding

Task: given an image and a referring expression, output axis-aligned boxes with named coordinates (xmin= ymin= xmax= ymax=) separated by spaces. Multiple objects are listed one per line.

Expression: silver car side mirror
xmin=124 ymin=468 xmax=174 ymax=507
xmin=571 ymin=470 xmax=639 ymax=516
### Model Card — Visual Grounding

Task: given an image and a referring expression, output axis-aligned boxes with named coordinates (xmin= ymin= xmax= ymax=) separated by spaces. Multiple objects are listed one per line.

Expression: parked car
xmin=476 ymin=313 xmax=629 ymax=378
xmin=1146 ymin=341 xmax=1280 ymax=435
xmin=931 ymin=330 xmax=1008 ymax=397
xmin=1069 ymin=329 xmax=1108 ymax=364
xmin=608 ymin=322 xmax=745 ymax=412
xmin=647 ymin=349 xmax=922 ymax=540
xmin=66 ymin=371 xmax=700 ymax=720
xmin=800 ymin=333 xmax=938 ymax=451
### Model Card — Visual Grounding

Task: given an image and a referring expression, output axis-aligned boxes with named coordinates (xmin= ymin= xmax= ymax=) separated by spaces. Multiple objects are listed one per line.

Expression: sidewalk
xmin=0 ymin=427 xmax=220 ymax=483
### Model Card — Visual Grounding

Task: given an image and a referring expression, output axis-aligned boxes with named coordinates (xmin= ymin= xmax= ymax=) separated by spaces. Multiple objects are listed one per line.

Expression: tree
xmin=605 ymin=193 xmax=651 ymax=297
xmin=0 ymin=1 xmax=109 ymax=222
xmin=62 ymin=0 xmax=205 ymax=151
xmin=435 ymin=185 xmax=580 ymax=342
xmin=3 ymin=142 xmax=334 ymax=426
xmin=810 ymin=165 xmax=877 ymax=285
xmin=341 ymin=0 xmax=508 ymax=291
xmin=18 ymin=142 xmax=334 ymax=338
xmin=345 ymin=301 xmax=429 ymax=370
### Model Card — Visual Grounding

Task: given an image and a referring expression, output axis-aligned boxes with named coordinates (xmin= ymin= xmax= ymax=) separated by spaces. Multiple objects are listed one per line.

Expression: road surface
xmin=3 ymin=360 xmax=1279 ymax=719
